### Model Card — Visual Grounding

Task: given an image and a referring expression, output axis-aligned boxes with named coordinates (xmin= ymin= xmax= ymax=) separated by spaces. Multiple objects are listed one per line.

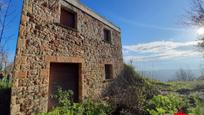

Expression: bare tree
xmin=187 ymin=0 xmax=204 ymax=48
xmin=175 ymin=68 xmax=195 ymax=81
xmin=0 ymin=0 xmax=17 ymax=71
xmin=198 ymin=72 xmax=204 ymax=80
xmin=198 ymin=65 xmax=204 ymax=80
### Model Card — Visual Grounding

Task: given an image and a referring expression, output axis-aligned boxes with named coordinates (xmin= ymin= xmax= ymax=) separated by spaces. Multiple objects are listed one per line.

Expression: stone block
xmin=14 ymin=71 xmax=27 ymax=79
xmin=10 ymin=104 xmax=20 ymax=115
xmin=40 ymin=69 xmax=49 ymax=78
xmin=21 ymin=15 xmax=28 ymax=25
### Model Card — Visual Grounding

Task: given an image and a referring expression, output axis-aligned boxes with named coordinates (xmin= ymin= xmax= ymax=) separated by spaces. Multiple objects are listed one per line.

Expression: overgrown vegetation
xmin=147 ymin=94 xmax=184 ymax=115
xmin=40 ymin=88 xmax=112 ymax=115
xmin=0 ymin=76 xmax=11 ymax=115
xmin=146 ymin=93 xmax=204 ymax=115
xmin=0 ymin=76 xmax=11 ymax=89
xmin=40 ymin=64 xmax=204 ymax=115
xmin=103 ymin=64 xmax=159 ymax=114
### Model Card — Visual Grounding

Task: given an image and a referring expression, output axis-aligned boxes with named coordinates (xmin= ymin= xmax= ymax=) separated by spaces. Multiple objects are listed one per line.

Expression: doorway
xmin=48 ymin=63 xmax=80 ymax=110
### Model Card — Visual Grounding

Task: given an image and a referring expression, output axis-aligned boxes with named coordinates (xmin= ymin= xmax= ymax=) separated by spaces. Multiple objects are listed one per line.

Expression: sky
xmin=0 ymin=0 xmax=23 ymax=63
xmin=3 ymin=0 xmax=204 ymax=81
xmin=80 ymin=0 xmax=204 ymax=80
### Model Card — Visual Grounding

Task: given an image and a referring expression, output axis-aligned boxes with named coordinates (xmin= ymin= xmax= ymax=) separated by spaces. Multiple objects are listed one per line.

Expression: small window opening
xmin=105 ymin=64 xmax=113 ymax=79
xmin=60 ymin=7 xmax=77 ymax=29
xmin=104 ymin=29 xmax=111 ymax=43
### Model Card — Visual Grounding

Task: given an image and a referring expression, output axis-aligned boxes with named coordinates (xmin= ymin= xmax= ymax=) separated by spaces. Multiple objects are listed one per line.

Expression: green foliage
xmin=158 ymin=80 xmax=204 ymax=95
xmin=39 ymin=64 xmax=204 ymax=115
xmin=189 ymin=95 xmax=204 ymax=115
xmin=191 ymin=102 xmax=204 ymax=115
xmin=142 ymin=78 xmax=162 ymax=99
xmin=146 ymin=93 xmax=204 ymax=115
xmin=0 ymin=76 xmax=11 ymax=115
xmin=147 ymin=94 xmax=182 ymax=115
xmin=82 ymin=99 xmax=112 ymax=115
xmin=40 ymin=88 xmax=112 ymax=115
xmin=52 ymin=88 xmax=73 ymax=107
xmin=0 ymin=77 xmax=11 ymax=89
xmin=103 ymin=64 xmax=159 ymax=114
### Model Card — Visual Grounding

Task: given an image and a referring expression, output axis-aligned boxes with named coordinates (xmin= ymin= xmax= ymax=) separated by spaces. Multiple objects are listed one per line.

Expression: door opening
xmin=48 ymin=63 xmax=80 ymax=110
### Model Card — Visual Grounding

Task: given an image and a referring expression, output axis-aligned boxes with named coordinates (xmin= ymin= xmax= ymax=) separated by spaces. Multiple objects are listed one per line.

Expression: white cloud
xmin=123 ymin=40 xmax=202 ymax=62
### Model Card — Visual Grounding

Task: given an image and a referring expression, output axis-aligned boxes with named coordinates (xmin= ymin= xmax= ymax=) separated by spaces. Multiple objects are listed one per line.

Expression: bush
xmin=0 ymin=77 xmax=11 ymax=89
xmin=0 ymin=77 xmax=11 ymax=115
xmin=40 ymin=88 xmax=112 ymax=115
xmin=103 ymin=64 xmax=159 ymax=115
xmin=146 ymin=94 xmax=183 ymax=115
xmin=146 ymin=94 xmax=202 ymax=115
xmin=188 ymin=94 xmax=204 ymax=115
xmin=191 ymin=101 xmax=204 ymax=115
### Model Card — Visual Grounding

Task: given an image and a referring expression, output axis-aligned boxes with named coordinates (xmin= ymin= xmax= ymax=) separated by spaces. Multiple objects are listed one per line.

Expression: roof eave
xmin=63 ymin=0 xmax=121 ymax=32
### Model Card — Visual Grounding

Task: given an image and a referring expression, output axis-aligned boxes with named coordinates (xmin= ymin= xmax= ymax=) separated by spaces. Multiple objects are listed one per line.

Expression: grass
xmin=167 ymin=80 xmax=204 ymax=90
xmin=143 ymin=78 xmax=204 ymax=115
xmin=145 ymin=79 xmax=204 ymax=92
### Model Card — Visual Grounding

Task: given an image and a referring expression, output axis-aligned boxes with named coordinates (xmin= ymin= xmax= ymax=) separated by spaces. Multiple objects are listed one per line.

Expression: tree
xmin=197 ymin=66 xmax=204 ymax=80
xmin=198 ymin=74 xmax=204 ymax=80
xmin=175 ymin=69 xmax=195 ymax=81
xmin=0 ymin=0 xmax=17 ymax=71
xmin=187 ymin=0 xmax=204 ymax=48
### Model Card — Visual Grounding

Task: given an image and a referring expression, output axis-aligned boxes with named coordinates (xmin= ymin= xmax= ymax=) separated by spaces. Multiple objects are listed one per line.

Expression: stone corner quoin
xmin=11 ymin=0 xmax=123 ymax=114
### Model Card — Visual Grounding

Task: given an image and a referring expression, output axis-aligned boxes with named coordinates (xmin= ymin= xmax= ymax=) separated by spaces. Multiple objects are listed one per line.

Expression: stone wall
xmin=11 ymin=0 xmax=123 ymax=114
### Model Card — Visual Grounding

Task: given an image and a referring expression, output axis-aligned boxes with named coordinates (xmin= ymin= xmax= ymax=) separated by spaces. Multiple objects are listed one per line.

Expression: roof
xmin=63 ymin=0 xmax=121 ymax=32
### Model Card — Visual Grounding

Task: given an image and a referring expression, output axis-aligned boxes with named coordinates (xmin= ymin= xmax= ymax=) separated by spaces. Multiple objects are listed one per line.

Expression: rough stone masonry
xmin=11 ymin=0 xmax=123 ymax=114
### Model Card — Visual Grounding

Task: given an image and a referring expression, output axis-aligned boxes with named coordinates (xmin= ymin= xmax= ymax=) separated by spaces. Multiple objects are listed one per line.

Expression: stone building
xmin=11 ymin=0 xmax=123 ymax=114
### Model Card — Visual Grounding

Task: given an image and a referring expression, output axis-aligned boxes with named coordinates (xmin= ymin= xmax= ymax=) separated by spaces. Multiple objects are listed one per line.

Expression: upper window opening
xmin=104 ymin=28 xmax=111 ymax=43
xmin=105 ymin=64 xmax=113 ymax=80
xmin=60 ymin=7 xmax=77 ymax=29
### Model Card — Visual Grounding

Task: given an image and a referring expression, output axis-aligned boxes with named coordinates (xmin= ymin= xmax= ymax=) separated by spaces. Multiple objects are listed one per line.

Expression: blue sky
xmin=4 ymin=0 xmax=204 ymax=80
xmin=80 ymin=0 xmax=204 ymax=78
xmin=0 ymin=0 xmax=22 ymax=62
xmin=81 ymin=0 xmax=195 ymax=43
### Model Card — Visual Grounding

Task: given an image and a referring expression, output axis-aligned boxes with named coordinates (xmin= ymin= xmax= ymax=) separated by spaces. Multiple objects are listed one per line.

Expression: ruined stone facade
xmin=11 ymin=0 xmax=123 ymax=114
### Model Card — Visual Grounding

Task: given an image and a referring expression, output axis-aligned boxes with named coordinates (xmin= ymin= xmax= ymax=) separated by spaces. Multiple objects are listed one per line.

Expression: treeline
xmin=168 ymin=68 xmax=204 ymax=82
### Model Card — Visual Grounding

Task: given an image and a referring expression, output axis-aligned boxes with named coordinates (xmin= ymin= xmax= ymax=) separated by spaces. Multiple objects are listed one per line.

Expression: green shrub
xmin=40 ymin=88 xmax=112 ymax=115
xmin=52 ymin=88 xmax=73 ymax=107
xmin=103 ymin=64 xmax=159 ymax=114
xmin=0 ymin=77 xmax=11 ymax=89
xmin=147 ymin=94 xmax=183 ymax=115
xmin=82 ymin=99 xmax=112 ymax=115
xmin=0 ymin=77 xmax=11 ymax=115
xmin=190 ymin=102 xmax=204 ymax=115
xmin=146 ymin=94 xmax=203 ymax=115
xmin=189 ymin=94 xmax=204 ymax=115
